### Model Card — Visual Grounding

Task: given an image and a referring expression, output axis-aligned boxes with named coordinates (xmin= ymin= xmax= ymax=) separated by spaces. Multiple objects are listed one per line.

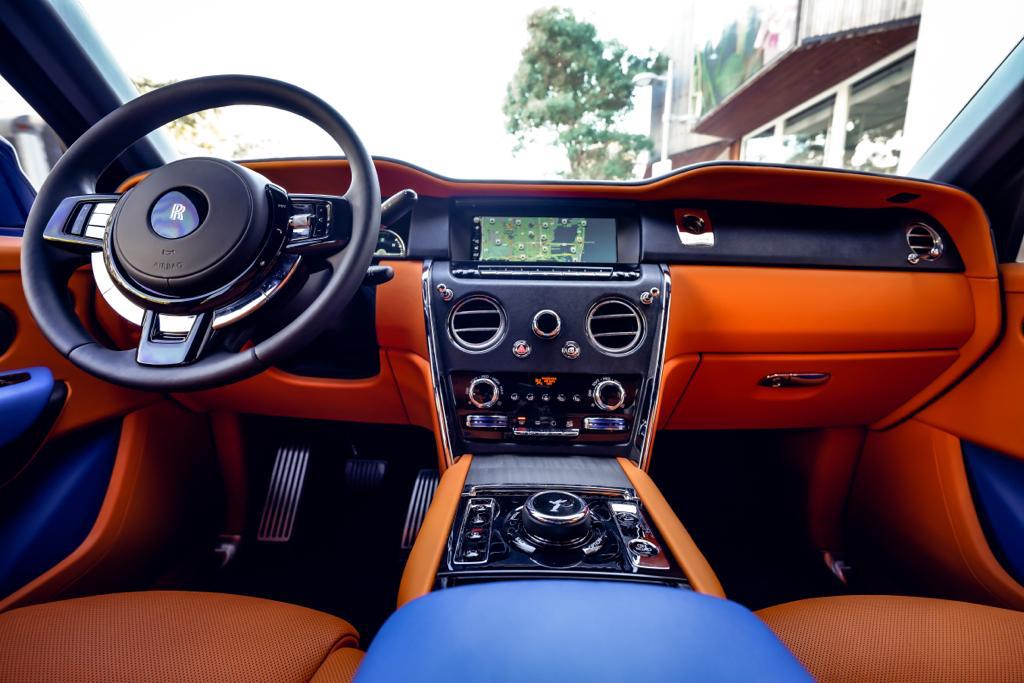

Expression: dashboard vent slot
xmin=906 ymin=223 xmax=943 ymax=263
xmin=586 ymin=298 xmax=644 ymax=355
xmin=448 ymin=295 xmax=506 ymax=352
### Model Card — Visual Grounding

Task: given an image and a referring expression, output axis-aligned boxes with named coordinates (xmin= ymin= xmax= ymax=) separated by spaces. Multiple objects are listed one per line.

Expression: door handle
xmin=759 ymin=372 xmax=831 ymax=388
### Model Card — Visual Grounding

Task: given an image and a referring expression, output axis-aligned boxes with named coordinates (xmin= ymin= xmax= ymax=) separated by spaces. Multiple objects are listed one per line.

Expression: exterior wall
xmin=898 ymin=0 xmax=1024 ymax=173
xmin=798 ymin=0 xmax=922 ymax=40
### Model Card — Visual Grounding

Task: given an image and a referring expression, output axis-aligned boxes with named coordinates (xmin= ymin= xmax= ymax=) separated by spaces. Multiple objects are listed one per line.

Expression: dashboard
xmin=105 ymin=158 xmax=998 ymax=470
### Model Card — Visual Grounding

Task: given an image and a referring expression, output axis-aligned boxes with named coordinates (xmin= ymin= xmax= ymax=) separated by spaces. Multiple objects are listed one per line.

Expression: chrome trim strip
xmin=91 ymin=251 xmax=144 ymax=325
xmin=637 ymin=266 xmax=672 ymax=471
xmin=423 ymin=260 xmax=457 ymax=468
xmin=211 ymin=253 xmax=301 ymax=329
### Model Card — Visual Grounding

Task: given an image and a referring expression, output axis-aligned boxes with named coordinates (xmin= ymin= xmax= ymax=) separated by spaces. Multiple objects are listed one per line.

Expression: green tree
xmin=504 ymin=7 xmax=666 ymax=180
xmin=133 ymin=78 xmax=254 ymax=158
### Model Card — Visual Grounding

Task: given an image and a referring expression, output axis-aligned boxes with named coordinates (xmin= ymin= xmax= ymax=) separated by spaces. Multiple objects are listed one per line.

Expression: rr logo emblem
xmin=169 ymin=203 xmax=186 ymax=221
xmin=548 ymin=498 xmax=569 ymax=513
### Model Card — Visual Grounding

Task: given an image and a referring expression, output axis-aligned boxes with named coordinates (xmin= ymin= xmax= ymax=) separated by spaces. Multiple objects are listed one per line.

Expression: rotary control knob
xmin=592 ymin=378 xmax=626 ymax=412
xmin=467 ymin=375 xmax=502 ymax=409
xmin=531 ymin=309 xmax=561 ymax=338
xmin=522 ymin=490 xmax=592 ymax=547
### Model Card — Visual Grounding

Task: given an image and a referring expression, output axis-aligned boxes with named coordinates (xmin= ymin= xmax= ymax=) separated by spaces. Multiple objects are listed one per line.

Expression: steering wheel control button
xmin=561 ymin=340 xmax=582 ymax=360
xmin=522 ymin=490 xmax=592 ymax=547
xmin=149 ymin=189 xmax=205 ymax=239
xmin=531 ymin=309 xmax=561 ymax=338
xmin=512 ymin=339 xmax=531 ymax=358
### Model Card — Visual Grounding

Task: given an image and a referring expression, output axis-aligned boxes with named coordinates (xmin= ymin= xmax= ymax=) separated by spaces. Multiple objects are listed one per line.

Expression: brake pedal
xmin=257 ymin=444 xmax=311 ymax=542
xmin=344 ymin=458 xmax=386 ymax=491
xmin=401 ymin=469 xmax=440 ymax=549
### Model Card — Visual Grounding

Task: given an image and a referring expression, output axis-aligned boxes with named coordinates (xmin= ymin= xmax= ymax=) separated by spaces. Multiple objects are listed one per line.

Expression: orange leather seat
xmin=0 ymin=591 xmax=363 ymax=683
xmin=757 ymin=595 xmax=1024 ymax=683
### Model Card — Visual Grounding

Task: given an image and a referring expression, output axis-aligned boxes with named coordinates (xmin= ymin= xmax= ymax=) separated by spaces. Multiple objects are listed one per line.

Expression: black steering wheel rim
xmin=20 ymin=75 xmax=381 ymax=391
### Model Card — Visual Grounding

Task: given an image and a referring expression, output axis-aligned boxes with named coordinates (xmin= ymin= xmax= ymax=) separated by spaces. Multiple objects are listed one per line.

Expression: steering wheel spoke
xmin=283 ymin=194 xmax=352 ymax=256
xmin=41 ymin=194 xmax=120 ymax=253
xmin=137 ymin=310 xmax=212 ymax=366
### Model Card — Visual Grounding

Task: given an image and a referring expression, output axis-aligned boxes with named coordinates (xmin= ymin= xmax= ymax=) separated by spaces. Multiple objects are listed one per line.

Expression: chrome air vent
xmin=586 ymin=298 xmax=645 ymax=355
xmin=447 ymin=295 xmax=506 ymax=352
xmin=906 ymin=223 xmax=943 ymax=264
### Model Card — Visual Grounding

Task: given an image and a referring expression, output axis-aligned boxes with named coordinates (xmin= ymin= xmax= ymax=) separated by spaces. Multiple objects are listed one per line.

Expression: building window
xmin=739 ymin=49 xmax=915 ymax=173
xmin=844 ymin=54 xmax=915 ymax=173
xmin=780 ymin=96 xmax=834 ymax=166
xmin=742 ymin=126 xmax=777 ymax=162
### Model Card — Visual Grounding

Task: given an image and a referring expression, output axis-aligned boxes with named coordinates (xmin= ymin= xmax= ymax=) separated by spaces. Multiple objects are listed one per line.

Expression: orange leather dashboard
xmin=85 ymin=159 xmax=1000 ymax=451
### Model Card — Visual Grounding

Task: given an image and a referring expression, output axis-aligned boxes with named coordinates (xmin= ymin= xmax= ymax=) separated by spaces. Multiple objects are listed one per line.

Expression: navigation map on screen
xmin=472 ymin=216 xmax=617 ymax=263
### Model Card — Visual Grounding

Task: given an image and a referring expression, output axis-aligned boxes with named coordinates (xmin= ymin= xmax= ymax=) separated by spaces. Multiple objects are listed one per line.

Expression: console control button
xmin=561 ymin=340 xmax=581 ymax=360
xmin=512 ymin=339 xmax=532 ymax=358
xmin=627 ymin=538 xmax=660 ymax=557
xmin=467 ymin=376 xmax=502 ymax=409
xmin=592 ymin=378 xmax=626 ymax=412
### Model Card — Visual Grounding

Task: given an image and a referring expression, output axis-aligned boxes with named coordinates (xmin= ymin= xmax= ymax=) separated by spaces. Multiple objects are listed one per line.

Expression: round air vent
xmin=586 ymin=298 xmax=644 ymax=355
xmin=906 ymin=223 xmax=943 ymax=264
xmin=447 ymin=295 xmax=506 ymax=352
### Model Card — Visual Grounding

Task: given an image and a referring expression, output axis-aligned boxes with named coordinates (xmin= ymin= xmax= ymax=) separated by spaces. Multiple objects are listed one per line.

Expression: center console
xmin=402 ymin=199 xmax=713 ymax=599
xmin=423 ymin=199 xmax=669 ymax=465
xmin=434 ymin=455 xmax=688 ymax=590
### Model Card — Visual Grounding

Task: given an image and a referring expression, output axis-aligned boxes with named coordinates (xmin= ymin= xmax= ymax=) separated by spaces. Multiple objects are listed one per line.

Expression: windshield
xmin=42 ymin=2 xmax=1024 ymax=181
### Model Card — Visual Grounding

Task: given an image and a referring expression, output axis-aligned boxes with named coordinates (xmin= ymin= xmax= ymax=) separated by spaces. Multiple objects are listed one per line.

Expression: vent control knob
xmin=468 ymin=375 xmax=502 ymax=409
xmin=532 ymin=309 xmax=561 ymax=338
xmin=592 ymin=378 xmax=626 ymax=412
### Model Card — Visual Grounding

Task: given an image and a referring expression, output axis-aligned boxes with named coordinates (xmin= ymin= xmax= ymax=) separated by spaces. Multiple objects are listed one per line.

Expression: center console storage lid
xmin=356 ymin=580 xmax=810 ymax=682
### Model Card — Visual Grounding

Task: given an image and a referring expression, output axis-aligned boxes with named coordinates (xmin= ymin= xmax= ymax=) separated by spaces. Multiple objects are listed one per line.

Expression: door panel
xmin=0 ymin=238 xmax=157 ymax=439
xmin=849 ymin=263 xmax=1024 ymax=608
xmin=917 ymin=264 xmax=1024 ymax=458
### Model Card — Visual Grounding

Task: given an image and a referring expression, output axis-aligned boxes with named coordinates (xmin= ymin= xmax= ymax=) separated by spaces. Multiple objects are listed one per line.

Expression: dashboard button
xmin=512 ymin=339 xmax=532 ymax=358
xmin=561 ymin=340 xmax=582 ymax=360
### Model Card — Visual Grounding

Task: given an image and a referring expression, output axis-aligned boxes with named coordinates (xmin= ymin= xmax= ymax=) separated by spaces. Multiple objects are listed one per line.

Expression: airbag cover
xmin=111 ymin=157 xmax=270 ymax=297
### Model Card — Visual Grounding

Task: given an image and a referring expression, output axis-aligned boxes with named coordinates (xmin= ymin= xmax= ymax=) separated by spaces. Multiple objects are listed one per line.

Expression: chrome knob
xmin=522 ymin=490 xmax=592 ymax=547
xmin=592 ymin=378 xmax=626 ymax=412
xmin=531 ymin=309 xmax=561 ymax=338
xmin=468 ymin=375 xmax=501 ymax=409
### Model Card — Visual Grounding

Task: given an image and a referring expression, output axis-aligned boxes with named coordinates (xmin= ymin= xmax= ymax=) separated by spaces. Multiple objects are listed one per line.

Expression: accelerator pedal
xmin=257 ymin=444 xmax=311 ymax=542
xmin=401 ymin=469 xmax=440 ymax=549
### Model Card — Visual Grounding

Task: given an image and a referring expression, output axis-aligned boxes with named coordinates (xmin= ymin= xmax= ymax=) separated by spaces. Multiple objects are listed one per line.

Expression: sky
xmin=70 ymin=0 xmax=682 ymax=179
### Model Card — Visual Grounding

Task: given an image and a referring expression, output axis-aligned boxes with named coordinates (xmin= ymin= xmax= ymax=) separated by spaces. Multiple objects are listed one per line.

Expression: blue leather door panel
xmin=0 ymin=423 xmax=119 ymax=598
xmin=0 ymin=367 xmax=54 ymax=449
xmin=963 ymin=442 xmax=1024 ymax=583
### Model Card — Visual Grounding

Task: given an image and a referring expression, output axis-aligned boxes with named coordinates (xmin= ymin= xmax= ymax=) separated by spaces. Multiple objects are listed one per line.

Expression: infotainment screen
xmin=471 ymin=216 xmax=617 ymax=263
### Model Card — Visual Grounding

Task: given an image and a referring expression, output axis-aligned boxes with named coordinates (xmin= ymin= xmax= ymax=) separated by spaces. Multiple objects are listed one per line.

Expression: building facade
xmin=646 ymin=0 xmax=923 ymax=175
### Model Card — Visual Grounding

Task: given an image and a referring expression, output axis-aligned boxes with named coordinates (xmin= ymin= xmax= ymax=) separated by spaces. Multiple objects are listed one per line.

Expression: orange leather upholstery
xmin=758 ymin=595 xmax=1024 ymax=683
xmin=0 ymin=591 xmax=362 ymax=683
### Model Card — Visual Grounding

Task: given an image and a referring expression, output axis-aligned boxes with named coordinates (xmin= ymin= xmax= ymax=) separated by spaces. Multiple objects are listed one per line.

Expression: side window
xmin=0 ymin=76 xmax=64 ymax=230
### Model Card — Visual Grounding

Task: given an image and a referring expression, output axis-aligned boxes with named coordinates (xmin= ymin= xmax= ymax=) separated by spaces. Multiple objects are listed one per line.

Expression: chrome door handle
xmin=759 ymin=372 xmax=831 ymax=388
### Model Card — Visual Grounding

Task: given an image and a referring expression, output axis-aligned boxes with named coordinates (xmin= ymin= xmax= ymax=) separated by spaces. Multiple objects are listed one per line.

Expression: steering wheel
xmin=20 ymin=75 xmax=381 ymax=392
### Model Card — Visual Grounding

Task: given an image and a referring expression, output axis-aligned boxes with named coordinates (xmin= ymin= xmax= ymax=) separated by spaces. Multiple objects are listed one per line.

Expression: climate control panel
xmin=451 ymin=371 xmax=641 ymax=443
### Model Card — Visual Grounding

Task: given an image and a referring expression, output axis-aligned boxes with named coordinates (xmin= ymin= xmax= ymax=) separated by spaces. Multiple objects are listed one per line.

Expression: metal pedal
xmin=344 ymin=458 xmax=386 ymax=491
xmin=257 ymin=444 xmax=311 ymax=542
xmin=401 ymin=469 xmax=440 ymax=549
